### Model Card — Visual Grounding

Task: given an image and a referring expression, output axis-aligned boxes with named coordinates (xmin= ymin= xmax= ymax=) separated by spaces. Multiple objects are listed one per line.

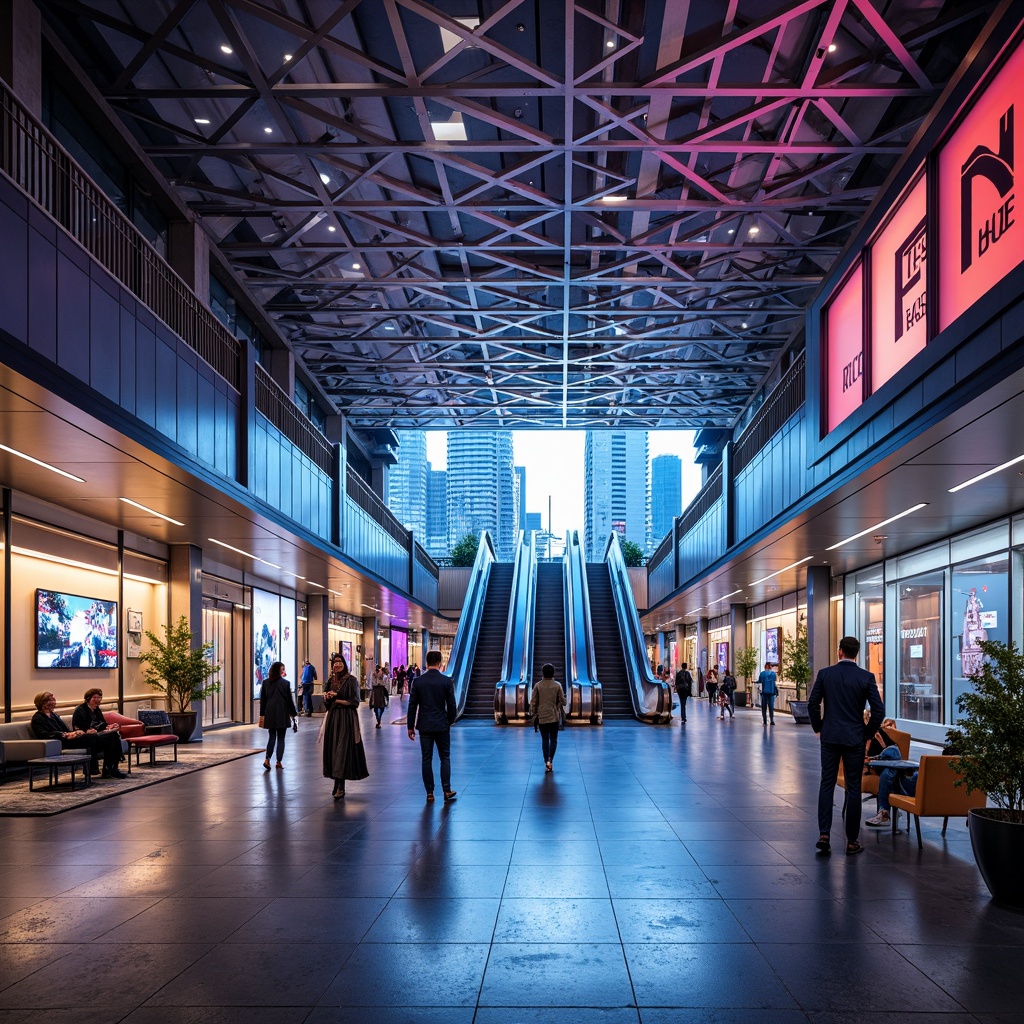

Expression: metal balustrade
xmin=254 ymin=364 xmax=333 ymax=475
xmin=345 ymin=468 xmax=410 ymax=549
xmin=0 ymin=82 xmax=242 ymax=390
xmin=733 ymin=351 xmax=806 ymax=473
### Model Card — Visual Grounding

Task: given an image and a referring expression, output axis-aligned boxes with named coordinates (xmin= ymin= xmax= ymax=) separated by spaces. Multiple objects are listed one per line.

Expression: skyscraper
xmin=515 ymin=465 xmax=527 ymax=528
xmin=446 ymin=432 xmax=518 ymax=561
xmin=387 ymin=429 xmax=428 ymax=539
xmin=651 ymin=453 xmax=683 ymax=550
xmin=426 ymin=466 xmax=448 ymax=559
xmin=584 ymin=431 xmax=649 ymax=561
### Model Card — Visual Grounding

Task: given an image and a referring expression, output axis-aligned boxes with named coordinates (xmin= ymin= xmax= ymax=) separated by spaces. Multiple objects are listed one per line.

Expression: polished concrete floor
xmin=0 ymin=695 xmax=1021 ymax=1024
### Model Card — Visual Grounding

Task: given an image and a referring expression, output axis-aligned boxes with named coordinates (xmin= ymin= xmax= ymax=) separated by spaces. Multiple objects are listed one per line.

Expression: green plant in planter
xmin=781 ymin=622 xmax=812 ymax=699
xmin=735 ymin=646 xmax=759 ymax=693
xmin=139 ymin=615 xmax=221 ymax=714
xmin=946 ymin=639 xmax=1024 ymax=823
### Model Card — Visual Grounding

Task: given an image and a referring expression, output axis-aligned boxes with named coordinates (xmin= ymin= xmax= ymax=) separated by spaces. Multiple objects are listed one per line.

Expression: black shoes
xmin=103 ymin=766 xmax=128 ymax=779
xmin=815 ymin=834 xmax=831 ymax=854
xmin=443 ymin=790 xmax=457 ymax=802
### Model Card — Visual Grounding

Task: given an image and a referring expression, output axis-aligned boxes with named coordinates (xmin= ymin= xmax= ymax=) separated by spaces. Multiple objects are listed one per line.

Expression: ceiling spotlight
xmin=606 ymin=40 xmax=615 ymax=48
xmin=741 ymin=322 xmax=748 ymax=329
xmin=352 ymin=262 xmax=361 ymax=270
xmin=327 ymin=225 xmax=336 ymax=232
xmin=601 ymin=194 xmax=628 ymax=202
xmin=220 ymin=45 xmax=233 ymax=55
xmin=194 ymin=118 xmax=211 ymax=125
xmin=748 ymin=226 xmax=760 ymax=236
xmin=319 ymin=173 xmax=331 ymax=184
xmin=263 ymin=126 xmax=273 ymax=134
xmin=828 ymin=43 xmax=837 ymax=53
xmin=284 ymin=53 xmax=293 ymax=61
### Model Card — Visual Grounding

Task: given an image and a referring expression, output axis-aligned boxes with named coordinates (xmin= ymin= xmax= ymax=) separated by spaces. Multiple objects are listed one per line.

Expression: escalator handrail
xmin=565 ymin=529 xmax=599 ymax=690
xmin=603 ymin=531 xmax=672 ymax=721
xmin=499 ymin=530 xmax=537 ymax=690
xmin=447 ymin=531 xmax=496 ymax=718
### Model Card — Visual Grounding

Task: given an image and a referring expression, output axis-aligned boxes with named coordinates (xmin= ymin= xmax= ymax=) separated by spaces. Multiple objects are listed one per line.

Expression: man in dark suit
xmin=808 ymin=635 xmax=884 ymax=856
xmin=408 ymin=649 xmax=457 ymax=803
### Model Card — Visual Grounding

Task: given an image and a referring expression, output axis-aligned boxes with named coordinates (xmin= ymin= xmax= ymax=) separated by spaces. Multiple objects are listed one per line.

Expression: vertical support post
xmin=3 ymin=488 xmax=11 ymax=722
xmin=306 ymin=593 xmax=329 ymax=687
xmin=806 ymin=564 xmax=832 ymax=680
xmin=117 ymin=530 xmax=124 ymax=711
xmin=169 ymin=544 xmax=204 ymax=739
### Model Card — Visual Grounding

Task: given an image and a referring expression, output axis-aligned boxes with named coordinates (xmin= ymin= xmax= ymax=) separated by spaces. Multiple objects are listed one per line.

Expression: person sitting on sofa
xmin=31 ymin=691 xmax=127 ymax=779
xmin=72 ymin=688 xmax=128 ymax=774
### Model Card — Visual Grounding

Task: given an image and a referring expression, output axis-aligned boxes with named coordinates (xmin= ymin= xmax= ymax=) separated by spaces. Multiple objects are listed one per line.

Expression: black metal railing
xmin=678 ymin=464 xmax=723 ymax=536
xmin=0 ymin=82 xmax=242 ymax=390
xmin=647 ymin=530 xmax=673 ymax=575
xmin=414 ymin=542 xmax=439 ymax=576
xmin=733 ymin=351 xmax=806 ymax=474
xmin=254 ymin=364 xmax=333 ymax=474
xmin=345 ymin=467 xmax=411 ymax=549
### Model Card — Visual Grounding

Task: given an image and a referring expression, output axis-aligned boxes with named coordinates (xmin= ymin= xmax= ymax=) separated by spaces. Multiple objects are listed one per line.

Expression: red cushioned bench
xmin=125 ymin=734 xmax=178 ymax=772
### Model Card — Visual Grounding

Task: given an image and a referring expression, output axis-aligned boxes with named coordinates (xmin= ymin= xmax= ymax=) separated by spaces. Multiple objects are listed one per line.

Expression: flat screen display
xmin=36 ymin=589 xmax=118 ymax=669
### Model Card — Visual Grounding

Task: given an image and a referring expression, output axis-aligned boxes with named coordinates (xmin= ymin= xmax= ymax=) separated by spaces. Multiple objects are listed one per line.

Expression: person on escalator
xmin=530 ymin=663 xmax=566 ymax=773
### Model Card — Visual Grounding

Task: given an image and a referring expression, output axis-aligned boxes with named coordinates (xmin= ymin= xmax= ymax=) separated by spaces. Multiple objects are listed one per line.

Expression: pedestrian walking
xmin=757 ymin=662 xmax=778 ymax=724
xmin=369 ymin=673 xmax=390 ymax=728
xmin=530 ymin=663 xmax=566 ymax=772
xmin=808 ymin=636 xmax=884 ymax=856
xmin=299 ymin=659 xmax=317 ymax=716
xmin=322 ymin=655 xmax=368 ymax=798
xmin=674 ymin=662 xmax=693 ymax=725
xmin=260 ymin=662 xmax=297 ymax=770
xmin=407 ymin=650 xmax=457 ymax=802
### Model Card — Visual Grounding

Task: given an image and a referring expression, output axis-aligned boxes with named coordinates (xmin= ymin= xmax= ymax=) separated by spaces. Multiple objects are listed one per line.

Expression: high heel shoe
xmin=263 ymin=759 xmax=271 ymax=771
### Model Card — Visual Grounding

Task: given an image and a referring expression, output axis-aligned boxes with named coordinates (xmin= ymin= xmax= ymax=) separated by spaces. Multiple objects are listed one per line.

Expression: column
xmin=169 ymin=543 xmax=204 ymax=738
xmin=0 ymin=0 xmax=42 ymax=117
xmin=806 ymin=564 xmax=832 ymax=680
xmin=697 ymin=616 xmax=709 ymax=679
xmin=730 ymin=603 xmax=748 ymax=705
xmin=306 ymin=593 xmax=329 ymax=686
xmin=168 ymin=221 xmax=210 ymax=303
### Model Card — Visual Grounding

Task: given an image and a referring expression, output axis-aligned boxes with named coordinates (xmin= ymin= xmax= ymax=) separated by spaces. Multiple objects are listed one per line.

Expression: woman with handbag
xmin=321 ymin=655 xmax=369 ymax=798
xmin=529 ymin=663 xmax=566 ymax=773
xmin=260 ymin=662 xmax=297 ymax=770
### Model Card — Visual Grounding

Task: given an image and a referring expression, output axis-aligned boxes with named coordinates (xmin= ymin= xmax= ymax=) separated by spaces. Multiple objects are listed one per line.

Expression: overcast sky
xmin=425 ymin=430 xmax=702 ymax=538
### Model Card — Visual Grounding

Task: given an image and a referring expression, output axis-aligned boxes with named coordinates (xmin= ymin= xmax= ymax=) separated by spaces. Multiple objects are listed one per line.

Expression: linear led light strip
xmin=749 ymin=556 xmax=814 ymax=587
xmin=120 ymin=497 xmax=184 ymax=526
xmin=0 ymin=443 xmax=85 ymax=482
xmin=949 ymin=453 xmax=1024 ymax=493
xmin=824 ymin=503 xmax=928 ymax=551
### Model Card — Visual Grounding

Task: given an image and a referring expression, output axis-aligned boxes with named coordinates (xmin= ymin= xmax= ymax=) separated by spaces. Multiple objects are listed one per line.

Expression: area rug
xmin=0 ymin=748 xmax=262 ymax=816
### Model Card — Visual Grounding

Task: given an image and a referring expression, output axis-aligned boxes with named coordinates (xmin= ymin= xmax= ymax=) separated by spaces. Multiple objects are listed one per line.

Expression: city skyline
xmin=426 ymin=430 xmax=700 ymax=546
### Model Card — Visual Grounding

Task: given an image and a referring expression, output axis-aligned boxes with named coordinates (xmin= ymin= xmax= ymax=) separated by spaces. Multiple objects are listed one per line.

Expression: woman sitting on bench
xmin=31 ymin=691 xmax=127 ymax=779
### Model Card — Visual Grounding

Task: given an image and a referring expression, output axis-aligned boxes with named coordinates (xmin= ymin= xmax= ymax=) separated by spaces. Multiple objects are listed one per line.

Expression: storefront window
xmin=951 ymin=555 xmax=1008 ymax=716
xmin=852 ymin=568 xmax=884 ymax=704
xmin=898 ymin=572 xmax=943 ymax=723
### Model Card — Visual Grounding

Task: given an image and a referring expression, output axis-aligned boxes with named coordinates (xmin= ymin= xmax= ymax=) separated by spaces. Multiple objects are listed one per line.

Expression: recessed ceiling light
xmin=430 ymin=112 xmax=468 ymax=141
xmin=601 ymin=194 xmax=628 ymax=202
xmin=0 ymin=443 xmax=85 ymax=483
xmin=260 ymin=559 xmax=282 ymax=569
xmin=748 ymin=226 xmax=760 ymax=236
xmin=284 ymin=54 xmax=293 ymax=61
xmin=825 ymin=503 xmax=929 ymax=551
xmin=194 ymin=118 xmax=211 ymax=125
xmin=352 ymin=262 xmax=361 ymax=270
xmin=828 ymin=43 xmax=837 ymax=53
xmin=263 ymin=126 xmax=273 ymax=134
xmin=949 ymin=453 xmax=1024 ymax=492
xmin=220 ymin=45 xmax=233 ymax=55
xmin=741 ymin=322 xmax=748 ymax=329
xmin=606 ymin=40 xmax=615 ymax=48
xmin=327 ymin=225 xmax=336 ymax=232
xmin=307 ymin=581 xmax=325 ymax=588
xmin=727 ymin=228 xmax=735 ymax=235
xmin=119 ymin=497 xmax=184 ymax=526
xmin=319 ymin=173 xmax=331 ymax=184
xmin=208 ymin=537 xmax=258 ymax=560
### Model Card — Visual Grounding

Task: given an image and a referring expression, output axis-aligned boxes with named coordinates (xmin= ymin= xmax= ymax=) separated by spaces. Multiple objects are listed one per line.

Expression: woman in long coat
xmin=260 ymin=662 xmax=297 ymax=770
xmin=322 ymin=656 xmax=369 ymax=798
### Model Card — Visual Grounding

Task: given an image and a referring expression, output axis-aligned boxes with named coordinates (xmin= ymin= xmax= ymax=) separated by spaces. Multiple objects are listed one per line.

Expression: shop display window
xmin=951 ymin=555 xmax=1008 ymax=715
xmin=897 ymin=572 xmax=944 ymax=723
xmin=852 ymin=568 xmax=884 ymax=705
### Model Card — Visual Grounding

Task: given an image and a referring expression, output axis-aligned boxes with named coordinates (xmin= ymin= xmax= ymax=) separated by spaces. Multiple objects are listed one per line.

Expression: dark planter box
xmin=789 ymin=700 xmax=811 ymax=724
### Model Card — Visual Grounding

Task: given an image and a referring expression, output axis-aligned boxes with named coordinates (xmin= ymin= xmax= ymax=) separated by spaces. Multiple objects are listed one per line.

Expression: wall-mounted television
xmin=36 ymin=589 xmax=118 ymax=669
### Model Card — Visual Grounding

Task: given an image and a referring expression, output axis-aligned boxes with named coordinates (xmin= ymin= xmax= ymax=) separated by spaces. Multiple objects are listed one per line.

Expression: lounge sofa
xmin=0 ymin=721 xmax=61 ymax=774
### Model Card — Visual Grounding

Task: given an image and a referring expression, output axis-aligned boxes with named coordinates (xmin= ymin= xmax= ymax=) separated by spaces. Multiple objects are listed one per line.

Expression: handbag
xmin=557 ymin=708 xmax=566 ymax=731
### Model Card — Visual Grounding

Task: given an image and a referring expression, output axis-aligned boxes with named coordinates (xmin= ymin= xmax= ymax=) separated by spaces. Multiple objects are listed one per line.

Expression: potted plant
xmin=946 ymin=639 xmax=1024 ymax=907
xmin=781 ymin=622 xmax=812 ymax=723
xmin=735 ymin=646 xmax=759 ymax=709
xmin=139 ymin=616 xmax=221 ymax=743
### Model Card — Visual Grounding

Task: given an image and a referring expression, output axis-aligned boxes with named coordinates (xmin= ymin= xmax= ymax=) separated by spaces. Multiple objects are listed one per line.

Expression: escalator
xmin=463 ymin=563 xmax=515 ymax=718
xmin=586 ymin=563 xmax=633 ymax=719
xmin=531 ymin=562 xmax=566 ymax=687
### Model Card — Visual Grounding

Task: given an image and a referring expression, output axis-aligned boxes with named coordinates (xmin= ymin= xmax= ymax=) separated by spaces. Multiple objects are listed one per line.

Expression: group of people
xmin=671 ymin=662 xmax=744 ymax=723
xmin=30 ymin=688 xmax=128 ymax=779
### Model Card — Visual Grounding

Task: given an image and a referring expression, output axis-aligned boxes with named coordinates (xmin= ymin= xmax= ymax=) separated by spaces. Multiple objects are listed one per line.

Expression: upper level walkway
xmin=0 ymin=701 xmax=1019 ymax=1022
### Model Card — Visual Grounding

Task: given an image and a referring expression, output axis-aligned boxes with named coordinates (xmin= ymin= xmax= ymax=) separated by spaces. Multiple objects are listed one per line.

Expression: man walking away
xmin=674 ymin=663 xmax=693 ymax=725
xmin=408 ymin=650 xmax=458 ymax=803
xmin=808 ymin=636 xmax=884 ymax=857
xmin=299 ymin=659 xmax=317 ymax=716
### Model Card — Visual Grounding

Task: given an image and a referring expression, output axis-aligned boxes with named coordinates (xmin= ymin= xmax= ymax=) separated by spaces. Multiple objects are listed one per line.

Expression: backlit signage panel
xmin=870 ymin=174 xmax=927 ymax=390
xmin=939 ymin=41 xmax=1024 ymax=331
xmin=826 ymin=262 xmax=865 ymax=433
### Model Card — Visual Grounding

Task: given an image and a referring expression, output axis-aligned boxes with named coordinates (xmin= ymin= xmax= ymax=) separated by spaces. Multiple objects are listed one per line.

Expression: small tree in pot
xmin=735 ymin=646 xmax=759 ymax=708
xmin=140 ymin=616 xmax=221 ymax=742
xmin=782 ymin=621 xmax=812 ymax=722
xmin=946 ymin=639 xmax=1024 ymax=906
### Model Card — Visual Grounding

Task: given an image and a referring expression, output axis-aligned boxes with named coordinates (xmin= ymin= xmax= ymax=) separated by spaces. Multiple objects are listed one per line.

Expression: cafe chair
xmin=887 ymin=755 xmax=986 ymax=849
xmin=839 ymin=727 xmax=912 ymax=797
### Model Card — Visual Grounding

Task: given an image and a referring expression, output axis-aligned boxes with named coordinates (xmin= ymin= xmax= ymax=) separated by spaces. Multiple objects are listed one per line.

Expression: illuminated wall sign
xmin=870 ymin=174 xmax=927 ymax=389
xmin=939 ymin=41 xmax=1024 ymax=331
xmin=825 ymin=262 xmax=865 ymax=433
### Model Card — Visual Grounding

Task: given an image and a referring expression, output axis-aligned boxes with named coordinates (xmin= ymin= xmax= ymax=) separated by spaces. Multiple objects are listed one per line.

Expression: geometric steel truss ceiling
xmin=41 ymin=0 xmax=989 ymax=429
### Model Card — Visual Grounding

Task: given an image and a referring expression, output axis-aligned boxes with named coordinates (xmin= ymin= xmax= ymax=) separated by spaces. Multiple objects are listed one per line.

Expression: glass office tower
xmin=584 ymin=431 xmax=650 ymax=561
xmin=446 ymin=432 xmax=518 ymax=561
